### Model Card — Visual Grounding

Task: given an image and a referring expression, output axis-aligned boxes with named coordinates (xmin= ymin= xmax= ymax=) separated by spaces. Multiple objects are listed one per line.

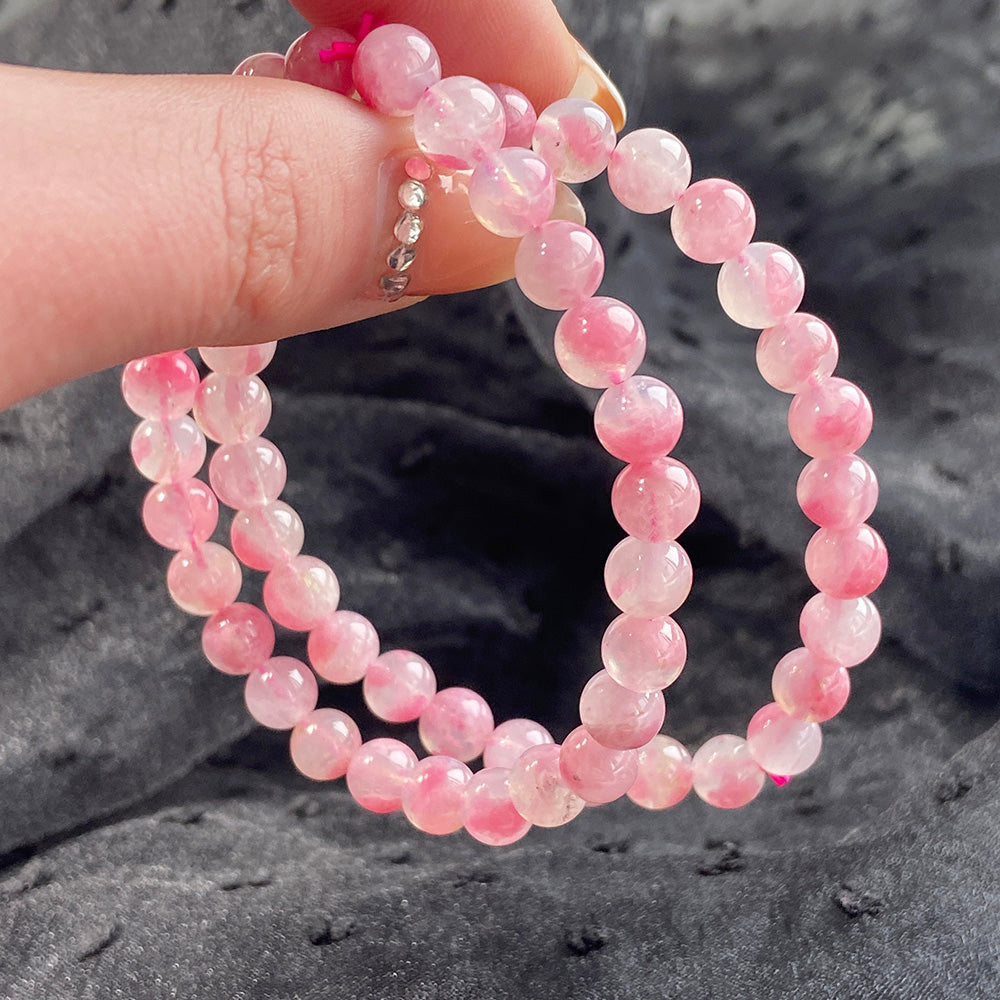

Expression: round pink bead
xmin=462 ymin=767 xmax=532 ymax=846
xmin=608 ymin=128 xmax=691 ymax=214
xmin=490 ymin=83 xmax=537 ymax=148
xmin=263 ymin=554 xmax=340 ymax=631
xmin=797 ymin=454 xmax=879 ymax=529
xmin=482 ymin=718 xmax=554 ymax=770
xmin=671 ymin=178 xmax=756 ymax=264
xmin=363 ymin=649 xmax=436 ymax=723
xmin=601 ymin=614 xmax=687 ymax=692
xmin=772 ymin=647 xmax=850 ymax=723
xmin=142 ymin=478 xmax=218 ymax=550
xmin=353 ymin=24 xmax=441 ymax=116
xmin=414 ymin=75 xmax=506 ymax=170
xmin=691 ymin=734 xmax=765 ymax=808
xmin=209 ymin=437 xmax=286 ymax=510
xmin=746 ymin=702 xmax=822 ymax=776
xmin=604 ymin=537 xmax=693 ymax=618
xmin=717 ymin=242 xmax=805 ymax=329
xmin=611 ymin=457 xmax=701 ymax=543
xmin=230 ymin=500 xmax=304 ymax=571
xmin=805 ymin=523 xmax=888 ymax=599
xmin=166 ymin=542 xmax=242 ymax=616
xmin=122 ymin=351 xmax=199 ymax=421
xmin=244 ymin=655 xmax=318 ymax=730
xmin=131 ymin=417 xmax=206 ymax=483
xmin=508 ymin=743 xmax=585 ymax=827
xmin=579 ymin=669 xmax=665 ymax=750
xmin=346 ymin=738 xmax=417 ymax=814
xmin=418 ymin=687 xmax=495 ymax=762
xmin=593 ymin=375 xmax=684 ymax=463
xmin=756 ymin=314 xmax=839 ymax=393
xmin=201 ymin=602 xmax=275 ymax=676
xmin=788 ymin=377 xmax=873 ymax=459
xmin=469 ymin=147 xmax=556 ymax=238
xmin=308 ymin=610 xmax=379 ymax=684
xmin=515 ymin=220 xmax=605 ymax=310
xmin=554 ymin=296 xmax=646 ymax=388
xmin=290 ymin=708 xmax=362 ymax=780
xmin=402 ymin=756 xmax=472 ymax=835
xmin=559 ymin=724 xmax=638 ymax=804
xmin=532 ymin=97 xmax=615 ymax=183
xmin=628 ymin=735 xmax=693 ymax=809
xmin=404 ymin=157 xmax=432 ymax=181
xmin=232 ymin=52 xmax=285 ymax=79
xmin=193 ymin=374 xmax=271 ymax=445
xmin=199 ymin=342 xmax=277 ymax=377
xmin=800 ymin=594 xmax=881 ymax=667
xmin=284 ymin=28 xmax=355 ymax=93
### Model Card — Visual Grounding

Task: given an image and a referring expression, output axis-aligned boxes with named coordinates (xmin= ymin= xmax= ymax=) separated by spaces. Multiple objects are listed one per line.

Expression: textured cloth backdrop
xmin=1 ymin=1 xmax=998 ymax=997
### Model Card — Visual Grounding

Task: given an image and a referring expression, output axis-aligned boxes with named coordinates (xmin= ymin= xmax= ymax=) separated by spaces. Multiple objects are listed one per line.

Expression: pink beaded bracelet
xmin=122 ymin=18 xmax=887 ymax=846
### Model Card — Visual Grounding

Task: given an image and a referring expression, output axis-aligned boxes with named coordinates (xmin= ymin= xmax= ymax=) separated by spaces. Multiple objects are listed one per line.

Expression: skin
xmin=0 ymin=0 xmax=580 ymax=409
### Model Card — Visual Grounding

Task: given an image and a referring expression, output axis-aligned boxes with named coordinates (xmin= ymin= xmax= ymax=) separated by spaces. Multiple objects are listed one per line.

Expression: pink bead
xmin=628 ymin=735 xmax=693 ymax=809
xmin=232 ymin=52 xmax=285 ymax=79
xmin=508 ymin=743 xmax=585 ymax=827
xmin=193 ymin=374 xmax=271 ymax=445
xmin=611 ymin=457 xmax=701 ymax=543
xmin=717 ymin=243 xmax=805 ymax=329
xmin=797 ymin=454 xmax=879 ymax=529
xmin=308 ymin=610 xmax=379 ymax=684
xmin=244 ymin=656 xmax=318 ymax=730
xmin=593 ymin=375 xmax=684 ymax=463
xmin=800 ymin=594 xmax=881 ymax=667
xmin=554 ymin=296 xmax=646 ymax=388
xmin=201 ymin=602 xmax=275 ymax=676
xmin=131 ymin=417 xmax=206 ymax=483
xmin=514 ymin=220 xmax=605 ymax=310
xmin=601 ymin=614 xmax=687 ymax=692
xmin=604 ymin=537 xmax=693 ymax=617
xmin=404 ymin=157 xmax=432 ymax=181
xmin=209 ymin=437 xmax=286 ymax=510
xmin=787 ymin=377 xmax=873 ymax=459
xmin=363 ymin=649 xmax=436 ymax=723
xmin=402 ymin=756 xmax=473 ymax=835
xmin=482 ymin=718 xmax=554 ymax=769
xmin=346 ymin=738 xmax=417 ymax=814
xmin=263 ymin=555 xmax=340 ymax=631
xmin=462 ymin=767 xmax=532 ymax=846
xmin=670 ymin=179 xmax=756 ymax=264
xmin=756 ymin=314 xmax=838 ymax=393
xmin=122 ymin=351 xmax=199 ymax=420
xmin=230 ymin=500 xmax=304 ymax=571
xmin=353 ymin=24 xmax=442 ymax=116
xmin=691 ymin=734 xmax=765 ymax=808
xmin=418 ymin=687 xmax=495 ymax=762
xmin=414 ymin=76 xmax=506 ymax=170
xmin=559 ymin=724 xmax=638 ymax=804
xmin=746 ymin=702 xmax=822 ymax=776
xmin=608 ymin=128 xmax=691 ymax=214
xmin=166 ymin=542 xmax=242 ymax=616
xmin=532 ymin=98 xmax=616 ymax=183
xmin=290 ymin=708 xmax=362 ymax=780
xmin=579 ymin=669 xmax=665 ymax=750
xmin=772 ymin=647 xmax=851 ymax=723
xmin=199 ymin=342 xmax=277 ymax=377
xmin=284 ymin=28 xmax=355 ymax=93
xmin=490 ymin=83 xmax=537 ymax=148
xmin=142 ymin=478 xmax=218 ymax=550
xmin=469 ymin=147 xmax=556 ymax=237
xmin=804 ymin=523 xmax=888 ymax=599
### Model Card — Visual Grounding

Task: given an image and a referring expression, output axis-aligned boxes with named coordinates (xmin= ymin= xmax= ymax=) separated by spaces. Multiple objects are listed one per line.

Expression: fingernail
xmin=571 ymin=39 xmax=627 ymax=132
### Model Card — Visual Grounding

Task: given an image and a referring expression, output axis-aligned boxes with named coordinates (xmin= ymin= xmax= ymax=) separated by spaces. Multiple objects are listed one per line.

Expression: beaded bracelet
xmin=121 ymin=19 xmax=887 ymax=846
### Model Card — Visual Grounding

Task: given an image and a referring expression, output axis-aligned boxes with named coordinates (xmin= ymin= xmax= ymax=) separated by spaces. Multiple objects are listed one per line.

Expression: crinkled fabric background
xmin=1 ymin=0 xmax=998 ymax=996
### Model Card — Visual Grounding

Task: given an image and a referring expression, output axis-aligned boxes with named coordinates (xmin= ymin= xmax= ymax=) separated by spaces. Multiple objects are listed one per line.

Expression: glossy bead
xmin=414 ymin=75 xmax=506 ymax=170
xmin=670 ymin=179 xmax=756 ymax=264
xmin=418 ymin=687 xmax=495 ymax=762
xmin=263 ymin=554 xmax=340 ymax=631
xmin=788 ymin=377 xmax=873 ymax=458
xmin=601 ymin=614 xmax=687 ymax=692
xmin=772 ymin=648 xmax=851 ymax=722
xmin=508 ymin=743 xmax=585 ymax=827
xmin=800 ymin=594 xmax=881 ymax=667
xmin=130 ymin=417 xmax=206 ymax=483
xmin=201 ymin=602 xmax=275 ymax=676
xmin=628 ymin=735 xmax=693 ymax=809
xmin=554 ymin=296 xmax=646 ymax=388
xmin=805 ymin=524 xmax=888 ymax=599
xmin=142 ymin=478 xmax=218 ymax=550
xmin=579 ymin=670 xmax=665 ymax=750
xmin=209 ymin=437 xmax=286 ymax=510
xmin=404 ymin=156 xmax=432 ymax=181
xmin=469 ymin=147 xmax=556 ymax=237
xmin=608 ymin=128 xmax=691 ymax=214
xmin=532 ymin=97 xmax=615 ymax=183
xmin=308 ymin=610 xmax=379 ymax=684
xmin=559 ymin=725 xmax=638 ymax=804
xmin=756 ymin=314 xmax=838 ymax=393
xmin=611 ymin=457 xmax=701 ymax=543
xmin=230 ymin=500 xmax=304 ymax=571
xmin=284 ymin=28 xmax=355 ymax=93
xmin=604 ymin=537 xmax=693 ymax=617
xmin=402 ymin=756 xmax=472 ymax=835
xmin=482 ymin=718 xmax=554 ymax=770
xmin=462 ymin=767 xmax=532 ymax=846
xmin=232 ymin=52 xmax=285 ymax=78
xmin=121 ymin=351 xmax=199 ymax=420
xmin=346 ymin=738 xmax=417 ymax=814
xmin=797 ymin=454 xmax=879 ymax=529
xmin=718 ymin=242 xmax=805 ymax=329
xmin=746 ymin=702 xmax=822 ymax=776
xmin=352 ymin=24 xmax=441 ymax=116
xmin=244 ymin=655 xmax=318 ymax=730
xmin=593 ymin=375 xmax=684 ymax=463
xmin=490 ymin=83 xmax=537 ymax=148
xmin=199 ymin=342 xmax=277 ymax=377
xmin=514 ymin=220 xmax=605 ymax=310
xmin=193 ymin=374 xmax=271 ymax=445
xmin=691 ymin=734 xmax=765 ymax=808
xmin=166 ymin=542 xmax=242 ymax=616
xmin=363 ymin=649 xmax=436 ymax=723
xmin=290 ymin=708 xmax=362 ymax=780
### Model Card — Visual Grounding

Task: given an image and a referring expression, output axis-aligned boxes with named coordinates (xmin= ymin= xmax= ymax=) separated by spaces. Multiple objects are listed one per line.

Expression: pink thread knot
xmin=769 ymin=774 xmax=791 ymax=787
xmin=318 ymin=12 xmax=386 ymax=63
